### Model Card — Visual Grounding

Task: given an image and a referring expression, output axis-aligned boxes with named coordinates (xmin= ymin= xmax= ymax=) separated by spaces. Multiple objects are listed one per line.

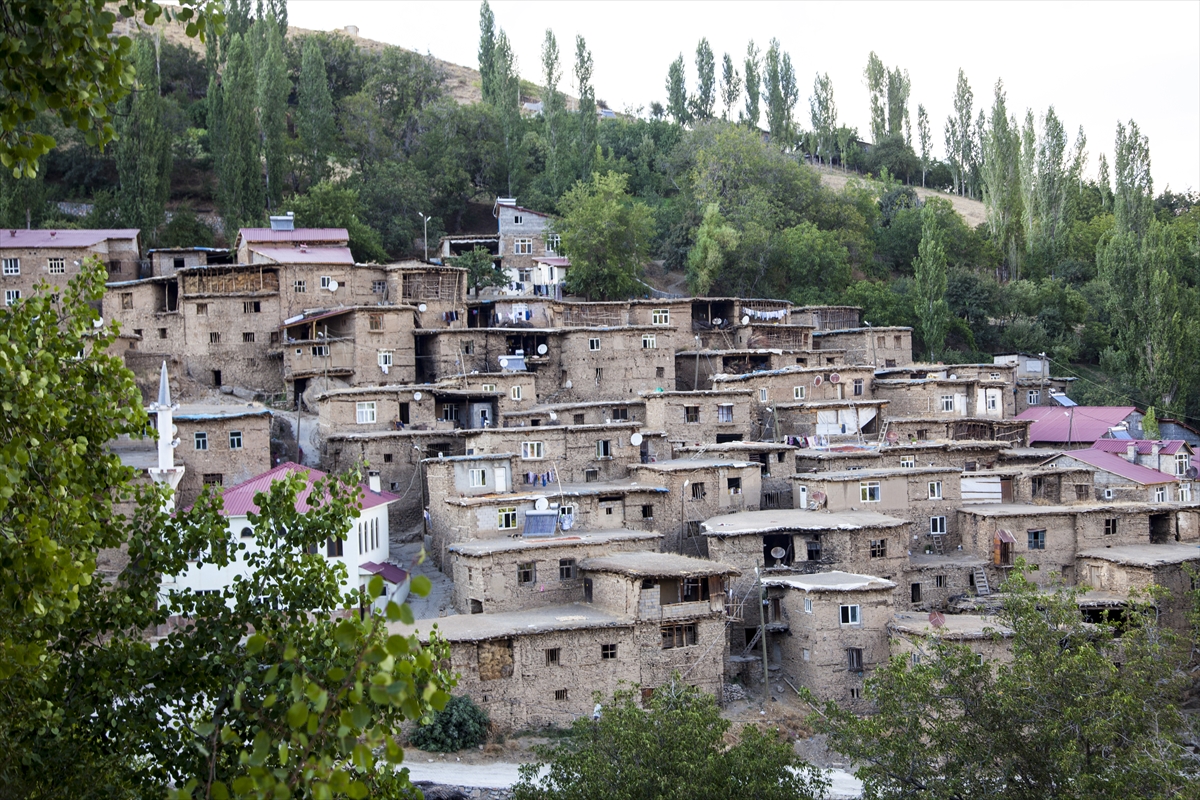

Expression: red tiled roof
xmin=236 ymin=228 xmax=349 ymax=244
xmin=1092 ymin=439 xmax=1190 ymax=456
xmin=250 ymin=245 xmax=355 ymax=264
xmin=1016 ymin=406 xmax=1136 ymax=444
xmin=0 ymin=228 xmax=139 ymax=248
xmin=216 ymin=462 xmax=398 ymax=517
xmin=1055 ymin=448 xmax=1178 ymax=485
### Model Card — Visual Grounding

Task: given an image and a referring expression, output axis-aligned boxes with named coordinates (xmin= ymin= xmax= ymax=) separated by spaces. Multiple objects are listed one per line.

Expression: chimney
xmin=1125 ymin=443 xmax=1137 ymax=462
xmin=368 ymin=470 xmax=381 ymax=493
xmin=1152 ymin=442 xmax=1162 ymax=461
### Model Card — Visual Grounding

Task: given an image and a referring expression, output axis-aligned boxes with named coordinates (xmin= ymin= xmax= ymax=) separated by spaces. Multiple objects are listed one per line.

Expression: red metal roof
xmin=1092 ymin=439 xmax=1190 ymax=456
xmin=0 ymin=228 xmax=139 ymax=248
xmin=250 ymin=245 xmax=355 ymax=264
xmin=236 ymin=228 xmax=349 ymax=245
xmin=360 ymin=561 xmax=409 ymax=585
xmin=216 ymin=461 xmax=398 ymax=517
xmin=1056 ymin=448 xmax=1179 ymax=485
xmin=1016 ymin=406 xmax=1136 ymax=444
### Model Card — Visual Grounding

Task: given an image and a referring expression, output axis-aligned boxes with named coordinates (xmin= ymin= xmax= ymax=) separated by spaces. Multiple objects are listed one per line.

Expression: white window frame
xmin=521 ymin=441 xmax=545 ymax=460
xmin=717 ymin=404 xmax=734 ymax=423
xmin=511 ymin=385 xmax=523 ymax=400
xmin=987 ymin=393 xmax=998 ymax=411
xmin=47 ymin=257 xmax=65 ymax=275
xmin=642 ymin=334 xmax=657 ymax=349
xmin=900 ymin=456 xmax=916 ymax=468
xmin=320 ymin=275 xmax=332 ymax=289
xmin=513 ymin=238 xmax=533 ymax=255
xmin=4 ymin=289 xmax=20 ymax=306
xmin=793 ymin=386 xmax=806 ymax=400
xmin=588 ymin=337 xmax=600 ymax=351
xmin=512 ymin=214 xmax=523 ymax=225
xmin=194 ymin=431 xmax=208 ymax=451
xmin=1027 ymin=389 xmax=1040 ymax=405
xmin=498 ymin=507 xmax=518 ymax=530
xmin=356 ymin=402 xmax=377 ymax=424
xmin=839 ymin=604 xmax=861 ymax=626
xmin=930 ymin=516 xmax=947 ymax=534
xmin=596 ymin=440 xmax=612 ymax=459
xmin=1103 ymin=487 xmax=1114 ymax=500
xmin=1175 ymin=453 xmax=1190 ymax=477
xmin=546 ymin=233 xmax=560 ymax=253
xmin=860 ymin=481 xmax=881 ymax=503
xmin=940 ymin=395 xmax=954 ymax=412
xmin=928 ymin=481 xmax=943 ymax=500
xmin=481 ymin=383 xmax=497 ymax=392
xmin=651 ymin=308 xmax=670 ymax=325
xmin=1182 ymin=482 xmax=1192 ymax=502
xmin=310 ymin=344 xmax=329 ymax=357
xmin=759 ymin=388 xmax=769 ymax=402
xmin=377 ymin=350 xmax=394 ymax=368
xmin=293 ymin=280 xmax=306 ymax=293
xmin=804 ymin=597 xmax=813 ymax=614
xmin=1155 ymin=486 xmax=1167 ymax=502
xmin=469 ymin=468 xmax=488 ymax=488
xmin=2 ymin=258 xmax=19 ymax=275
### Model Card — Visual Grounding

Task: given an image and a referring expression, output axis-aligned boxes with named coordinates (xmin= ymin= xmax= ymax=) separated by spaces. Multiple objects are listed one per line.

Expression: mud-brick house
xmin=888 ymin=612 xmax=1013 ymax=666
xmin=281 ymin=306 xmax=417 ymax=396
xmin=1 ymin=228 xmax=141 ymax=303
xmin=1042 ymin=448 xmax=1187 ymax=503
xmin=1076 ymin=544 xmax=1200 ymax=631
xmin=234 ymin=219 xmax=350 ymax=265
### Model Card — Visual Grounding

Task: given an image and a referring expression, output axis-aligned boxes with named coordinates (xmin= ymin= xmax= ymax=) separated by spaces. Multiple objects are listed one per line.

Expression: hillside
xmin=811 ymin=164 xmax=988 ymax=228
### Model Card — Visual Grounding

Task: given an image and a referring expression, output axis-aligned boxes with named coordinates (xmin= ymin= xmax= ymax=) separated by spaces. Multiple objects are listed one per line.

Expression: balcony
xmin=284 ymin=339 xmax=354 ymax=380
xmin=659 ymin=599 xmax=718 ymax=621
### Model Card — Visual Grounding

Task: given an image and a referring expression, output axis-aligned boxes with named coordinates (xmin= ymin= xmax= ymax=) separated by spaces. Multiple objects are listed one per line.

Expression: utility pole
xmin=1039 ymin=351 xmax=1047 ymax=406
xmin=755 ymin=565 xmax=770 ymax=708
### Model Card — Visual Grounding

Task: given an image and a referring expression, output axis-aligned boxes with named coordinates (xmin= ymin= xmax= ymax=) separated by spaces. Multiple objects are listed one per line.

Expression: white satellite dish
xmin=418 ymin=303 xmax=428 ymax=312
xmin=713 ymin=317 xmax=722 ymax=325
xmin=537 ymin=343 xmax=548 ymax=355
xmin=327 ymin=279 xmax=339 ymax=292
xmin=549 ymin=411 xmax=558 ymax=421
xmin=741 ymin=315 xmax=750 ymax=325
xmin=770 ymin=546 xmax=788 ymax=560
xmin=630 ymin=432 xmax=643 ymax=446
xmin=412 ymin=391 xmax=423 ymax=401
xmin=949 ymin=374 xmax=958 ymax=380
xmin=534 ymin=496 xmax=549 ymax=511
xmin=564 ymin=380 xmax=573 ymax=389
xmin=93 ymin=317 xmax=104 ymax=329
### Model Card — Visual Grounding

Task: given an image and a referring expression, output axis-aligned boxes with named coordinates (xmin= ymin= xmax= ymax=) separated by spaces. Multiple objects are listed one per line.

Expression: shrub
xmin=410 ymin=695 xmax=490 ymax=752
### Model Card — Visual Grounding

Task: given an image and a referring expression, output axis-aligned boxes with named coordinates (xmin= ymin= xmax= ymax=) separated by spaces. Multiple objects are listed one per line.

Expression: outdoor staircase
xmin=742 ymin=626 xmax=763 ymax=658
xmin=931 ymin=534 xmax=945 ymax=555
xmin=973 ymin=567 xmax=991 ymax=596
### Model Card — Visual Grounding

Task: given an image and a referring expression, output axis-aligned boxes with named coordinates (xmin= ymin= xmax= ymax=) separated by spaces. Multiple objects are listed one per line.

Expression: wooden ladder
xmin=931 ymin=534 xmax=945 ymax=555
xmin=742 ymin=626 xmax=763 ymax=658
xmin=973 ymin=568 xmax=991 ymax=596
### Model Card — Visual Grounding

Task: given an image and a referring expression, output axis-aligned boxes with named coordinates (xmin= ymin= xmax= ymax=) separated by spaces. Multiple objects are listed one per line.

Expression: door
xmin=797 ymin=485 xmax=808 ymax=509
xmin=583 ymin=578 xmax=593 ymax=603
xmin=1000 ymin=478 xmax=1013 ymax=503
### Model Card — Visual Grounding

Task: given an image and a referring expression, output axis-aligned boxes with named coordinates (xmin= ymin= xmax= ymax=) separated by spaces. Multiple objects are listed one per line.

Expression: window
xmin=495 ymin=505 xmax=520 ymax=530
xmin=545 ymin=647 xmax=561 ymax=666
xmin=588 ymin=337 xmax=600 ymax=351
xmin=1027 ymin=389 xmax=1040 ymax=405
xmin=521 ymin=441 xmax=544 ymax=460
xmin=930 ymin=516 xmax=947 ymax=535
xmin=468 ymin=468 xmax=488 ymax=488
xmin=989 ymin=372 xmax=1001 ymax=380
xmin=511 ymin=385 xmax=522 ymax=400
xmin=1104 ymin=517 xmax=1118 ymax=536
xmin=47 ymin=257 xmax=65 ymax=274
xmin=601 ymin=643 xmax=617 ymax=660
xmin=158 ymin=328 xmax=167 ymax=339
xmin=1156 ymin=486 xmax=1168 ymax=502
xmin=293 ymin=280 xmax=306 ymax=293
xmin=1176 ymin=453 xmax=1191 ymax=477
xmin=383 ymin=453 xmax=393 ymax=463
xmin=372 ymin=280 xmax=386 ymax=294
xmin=4 ymin=289 xmax=20 ymax=306
xmin=356 ymin=402 xmax=377 ymax=424
xmin=900 ymin=456 xmax=916 ymax=468
xmin=846 ymin=647 xmax=863 ymax=670
xmin=242 ymin=332 xmax=255 ymax=343
xmin=935 ymin=574 xmax=947 ymax=588
xmin=584 ymin=469 xmax=598 ymax=482
xmin=1103 ymin=488 xmax=1114 ymax=500
xmin=661 ymin=624 xmax=697 ymax=649
xmin=651 ymin=308 xmax=670 ymax=325
xmin=546 ymin=233 xmax=561 ymax=253
xmin=940 ymin=395 xmax=954 ymax=412
xmin=195 ymin=303 xmax=207 ymax=316
xmin=378 ymin=350 xmax=393 ymax=368
xmin=912 ymin=652 xmax=922 ymax=665
xmin=596 ymin=440 xmax=612 ymax=458
xmin=319 ymin=275 xmax=332 ymax=289
xmin=860 ymin=481 xmax=881 ymax=502
xmin=793 ymin=386 xmax=806 ymax=400
xmin=518 ymin=268 xmax=533 ymax=284
xmin=1182 ymin=483 xmax=1192 ymax=502
xmin=641 ymin=504 xmax=654 ymax=519
xmin=987 ymin=394 xmax=998 ymax=411
xmin=691 ymin=482 xmax=706 ymax=500
xmin=876 ymin=335 xmax=885 ymax=348
xmin=229 ymin=430 xmax=243 ymax=449
xmin=554 ymin=688 xmax=568 ymax=701
xmin=559 ymin=559 xmax=576 ymax=580
xmin=911 ymin=583 xmax=922 ymax=602
xmin=572 ymin=413 xmax=585 ymax=425
xmin=610 ymin=407 xmax=629 ymax=421
xmin=326 ymin=537 xmax=344 ymax=557
xmin=853 ymin=378 xmax=864 ymax=396
xmin=240 ymin=526 xmax=254 ymax=539
xmin=270 ymin=331 xmax=280 ymax=344
xmin=480 ymin=383 xmax=496 ymax=392
xmin=368 ymin=314 xmax=384 ymax=332
xmin=203 ymin=473 xmax=223 ymax=486
xmin=727 ymin=477 xmax=742 ymax=496
xmin=928 ymin=481 xmax=943 ymax=500
xmin=717 ymin=404 xmax=734 ymax=423
xmin=849 ymin=687 xmax=862 ymax=700
xmin=310 ymin=344 xmax=330 ymax=357
xmin=595 ymin=367 xmax=603 ymax=383
xmin=243 ymin=301 xmax=261 ymax=313
xmin=209 ymin=331 xmax=221 ymax=344
xmin=840 ymin=605 xmax=861 ymax=625
xmin=2 ymin=258 xmax=19 ymax=275
xmin=870 ymin=539 xmax=887 ymax=558
xmin=685 ymin=406 xmax=700 ymax=424
xmin=1027 ymin=529 xmax=1046 ymax=550
xmin=194 ymin=432 xmax=208 ymax=451
xmin=513 ymin=238 xmax=533 ymax=254
xmin=804 ymin=597 xmax=813 ymax=614
xmin=511 ymin=214 xmax=524 ymax=225
xmin=759 ymin=387 xmax=769 ymax=402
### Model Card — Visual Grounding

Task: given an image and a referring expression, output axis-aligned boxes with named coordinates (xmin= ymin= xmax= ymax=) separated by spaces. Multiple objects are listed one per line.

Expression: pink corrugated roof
xmin=250 ymin=245 xmax=355 ymax=264
xmin=1092 ymin=439 xmax=1190 ymax=456
xmin=236 ymin=228 xmax=349 ymax=244
xmin=0 ymin=229 xmax=139 ymax=248
xmin=533 ymin=256 xmax=570 ymax=267
xmin=1056 ymin=448 xmax=1178 ymax=485
xmin=217 ymin=462 xmax=398 ymax=517
xmin=1016 ymin=406 xmax=1136 ymax=444
xmin=360 ymin=561 xmax=408 ymax=585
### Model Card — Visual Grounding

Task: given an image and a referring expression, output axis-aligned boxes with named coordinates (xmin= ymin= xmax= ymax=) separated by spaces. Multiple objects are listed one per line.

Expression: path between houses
xmin=401 ymin=760 xmax=864 ymax=798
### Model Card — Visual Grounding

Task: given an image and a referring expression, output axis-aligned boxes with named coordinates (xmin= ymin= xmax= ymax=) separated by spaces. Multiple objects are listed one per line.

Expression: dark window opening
xmin=911 ymin=583 xmax=922 ymax=603
xmin=847 ymin=647 xmax=863 ymax=671
xmin=763 ymin=533 xmax=794 ymax=567
xmin=681 ymin=577 xmax=710 ymax=602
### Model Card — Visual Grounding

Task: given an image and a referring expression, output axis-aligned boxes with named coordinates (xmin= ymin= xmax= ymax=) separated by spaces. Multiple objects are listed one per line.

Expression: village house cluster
xmin=8 ymin=197 xmax=1199 ymax=728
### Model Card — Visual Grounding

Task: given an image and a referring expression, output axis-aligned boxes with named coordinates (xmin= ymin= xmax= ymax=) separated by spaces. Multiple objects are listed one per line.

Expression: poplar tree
xmin=917 ymin=104 xmax=931 ymax=187
xmin=296 ymin=36 xmax=335 ymax=190
xmin=886 ymin=66 xmax=911 ymax=143
xmin=980 ymin=80 xmax=1024 ymax=278
xmin=541 ymin=30 xmax=565 ymax=198
xmin=665 ymin=55 xmax=690 ymax=125
xmin=219 ymin=34 xmax=264 ymax=233
xmin=808 ymin=72 xmax=836 ymax=166
xmin=762 ymin=39 xmax=794 ymax=144
xmin=256 ymin=27 xmax=288 ymax=211
xmin=743 ymin=41 xmax=762 ymax=129
xmin=913 ymin=203 xmax=950 ymax=360
xmin=493 ymin=30 xmax=521 ymax=196
xmin=691 ymin=38 xmax=716 ymax=121
xmin=116 ymin=37 xmax=171 ymax=240
xmin=720 ymin=53 xmax=741 ymax=121
xmin=574 ymin=36 xmax=597 ymax=180
xmin=865 ymin=52 xmax=887 ymax=143
xmin=478 ymin=0 xmax=497 ymax=104
xmin=1112 ymin=119 xmax=1153 ymax=239
xmin=947 ymin=68 xmax=974 ymax=197
xmin=1033 ymin=106 xmax=1069 ymax=263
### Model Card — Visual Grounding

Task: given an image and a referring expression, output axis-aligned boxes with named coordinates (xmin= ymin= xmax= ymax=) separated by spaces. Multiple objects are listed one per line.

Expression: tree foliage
xmin=913 ymin=201 xmax=950 ymax=359
xmin=115 ymin=36 xmax=171 ymax=241
xmin=409 ymin=694 xmax=490 ymax=753
xmin=455 ymin=246 xmax=507 ymax=296
xmin=512 ymin=678 xmax=829 ymax=800
xmin=557 ymin=171 xmax=655 ymax=301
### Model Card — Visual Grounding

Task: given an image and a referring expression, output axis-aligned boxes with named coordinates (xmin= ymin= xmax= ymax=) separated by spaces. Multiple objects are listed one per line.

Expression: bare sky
xmin=288 ymin=0 xmax=1200 ymax=192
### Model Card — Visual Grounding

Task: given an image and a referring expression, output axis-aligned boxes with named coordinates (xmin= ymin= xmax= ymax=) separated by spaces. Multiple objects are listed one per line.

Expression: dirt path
xmin=395 ymin=541 xmax=456 ymax=620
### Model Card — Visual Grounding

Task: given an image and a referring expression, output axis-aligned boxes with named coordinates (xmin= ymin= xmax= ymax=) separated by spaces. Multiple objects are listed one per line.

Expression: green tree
xmin=256 ymin=26 xmax=288 ymax=211
xmin=687 ymin=202 xmax=740 ymax=295
xmin=573 ymin=36 xmax=596 ymax=179
xmin=885 ymin=65 xmax=911 ymax=142
xmin=477 ymin=0 xmax=497 ymax=104
xmin=0 ymin=0 xmax=222 ymax=177
xmin=556 ymin=171 xmax=655 ymax=301
xmin=455 ymin=246 xmax=507 ymax=297
xmin=719 ymin=53 xmax=741 ymax=121
xmin=290 ymin=180 xmax=388 ymax=263
xmin=743 ymin=41 xmax=762 ymax=128
xmin=913 ymin=203 xmax=950 ymax=359
xmin=665 ymin=55 xmax=690 ymax=125
xmin=1113 ymin=119 xmax=1154 ymax=239
xmin=512 ymin=678 xmax=829 ymax=800
xmin=762 ymin=39 xmax=796 ymax=144
xmin=811 ymin=568 xmax=1198 ymax=800
xmin=159 ymin=207 xmax=216 ymax=248
xmin=115 ymin=36 xmax=171 ymax=240
xmin=691 ymin=38 xmax=716 ymax=122
xmin=809 ymin=72 xmax=837 ymax=166
xmin=492 ymin=30 xmax=522 ymax=195
xmin=916 ymin=104 xmax=931 ymax=187
xmin=1142 ymin=405 xmax=1160 ymax=438
xmin=946 ymin=68 xmax=974 ymax=197
xmin=864 ymin=51 xmax=887 ymax=144
xmin=218 ymin=34 xmax=264 ymax=235
xmin=541 ymin=29 xmax=566 ymax=199
xmin=980 ymin=80 xmax=1025 ymax=279
xmin=296 ymin=36 xmax=335 ymax=190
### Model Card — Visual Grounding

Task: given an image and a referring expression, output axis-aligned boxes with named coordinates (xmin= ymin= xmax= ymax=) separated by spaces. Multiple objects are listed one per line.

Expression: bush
xmin=409 ymin=695 xmax=489 ymax=752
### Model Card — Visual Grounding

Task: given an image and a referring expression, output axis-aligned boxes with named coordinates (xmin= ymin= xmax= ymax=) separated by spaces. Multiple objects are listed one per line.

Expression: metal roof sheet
xmin=236 ymin=228 xmax=349 ymax=244
xmin=215 ymin=461 xmax=397 ymax=517
xmin=0 ymin=228 xmax=139 ymax=248
xmin=250 ymin=245 xmax=355 ymax=264
xmin=1053 ymin=448 xmax=1179 ymax=485
xmin=1016 ymin=406 xmax=1136 ymax=444
xmin=1091 ymin=439 xmax=1190 ymax=456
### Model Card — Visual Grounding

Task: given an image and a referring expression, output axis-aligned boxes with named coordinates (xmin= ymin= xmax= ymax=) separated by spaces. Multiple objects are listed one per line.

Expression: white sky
xmin=287 ymin=0 xmax=1200 ymax=193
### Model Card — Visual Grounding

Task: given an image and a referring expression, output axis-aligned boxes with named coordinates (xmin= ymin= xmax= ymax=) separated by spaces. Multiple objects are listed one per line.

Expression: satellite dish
xmin=829 ymin=373 xmax=841 ymax=384
xmin=949 ymin=374 xmax=958 ymax=380
xmin=741 ymin=315 xmax=750 ymax=325
xmin=929 ymin=611 xmax=946 ymax=629
xmin=886 ymin=431 xmax=900 ymax=443
xmin=564 ymin=380 xmax=573 ymax=389
xmin=171 ymin=424 xmax=178 ymax=437
xmin=328 ymin=279 xmax=339 ymax=291
xmin=93 ymin=317 xmax=104 ymax=329
xmin=630 ymin=432 xmax=643 ymax=446
xmin=770 ymin=546 xmax=787 ymax=560
xmin=417 ymin=303 xmax=428 ymax=312
xmin=412 ymin=391 xmax=423 ymax=401
xmin=813 ymin=375 xmax=823 ymax=386
xmin=498 ymin=357 xmax=509 ymax=368
xmin=712 ymin=317 xmax=722 ymax=325
xmin=534 ymin=496 xmax=549 ymax=511
xmin=537 ymin=343 xmax=548 ymax=355
xmin=549 ymin=411 xmax=558 ymax=421
xmin=812 ymin=490 xmax=827 ymax=506
xmin=1187 ymin=466 xmax=1199 ymax=479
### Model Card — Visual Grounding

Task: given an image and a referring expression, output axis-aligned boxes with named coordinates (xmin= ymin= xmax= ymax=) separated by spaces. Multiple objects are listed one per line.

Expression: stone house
xmin=813 ymin=326 xmax=913 ymax=367
xmin=493 ymin=198 xmax=555 ymax=283
xmin=1042 ymin=448 xmax=1185 ymax=503
xmin=773 ymin=399 xmax=889 ymax=443
xmin=794 ymin=440 xmax=1013 ymax=474
xmin=959 ymin=465 xmax=1094 ymax=506
xmin=1076 ymin=544 xmax=1200 ymax=630
xmin=676 ymin=348 xmax=846 ymax=391
xmin=711 ymin=364 xmax=877 ymax=407
xmin=1090 ymin=439 xmax=1196 ymax=478
xmin=393 ymin=262 xmax=469 ymax=327
xmin=993 ymin=353 xmax=1076 ymax=413
xmin=147 ymin=246 xmax=233 ymax=277
xmin=171 ymin=404 xmax=273 ymax=507
xmin=884 ymin=416 xmax=1030 ymax=446
xmin=872 ymin=371 xmax=1013 ymax=420
xmin=888 ymin=612 xmax=1013 ymax=666
xmin=281 ymin=306 xmax=417 ymax=395
xmin=644 ymin=389 xmax=757 ymax=446
xmin=233 ymin=221 xmax=349 ymax=264
xmin=501 ymin=398 xmax=646 ymax=430
xmin=674 ymin=441 xmax=798 ymax=510
xmin=902 ymin=552 xmax=992 ymax=611
xmin=1 ymin=228 xmax=140 ymax=303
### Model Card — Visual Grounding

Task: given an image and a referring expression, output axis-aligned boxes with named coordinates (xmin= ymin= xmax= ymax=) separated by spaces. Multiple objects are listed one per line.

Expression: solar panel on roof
xmin=1051 ymin=393 xmax=1078 ymax=407
xmin=522 ymin=510 xmax=558 ymax=537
